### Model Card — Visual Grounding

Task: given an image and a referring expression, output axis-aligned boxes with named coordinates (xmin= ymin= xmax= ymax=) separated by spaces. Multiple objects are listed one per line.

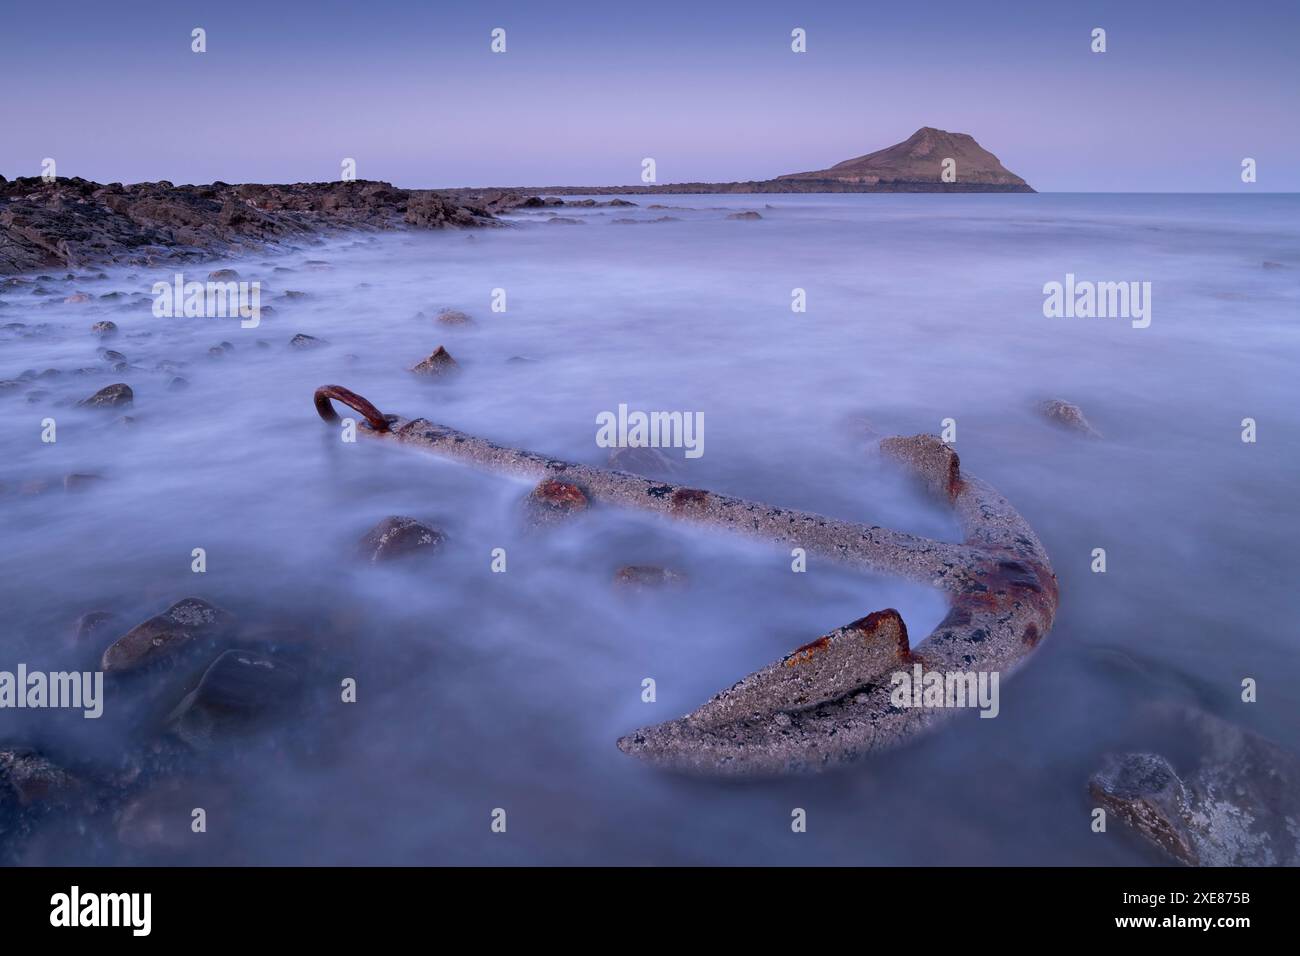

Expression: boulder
xmin=165 ymin=649 xmax=301 ymax=750
xmin=358 ymin=515 xmax=445 ymax=562
xmin=100 ymin=597 xmax=236 ymax=673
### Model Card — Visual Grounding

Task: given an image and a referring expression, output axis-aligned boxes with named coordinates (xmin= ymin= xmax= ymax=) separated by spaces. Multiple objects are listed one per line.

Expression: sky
xmin=2 ymin=0 xmax=1297 ymax=191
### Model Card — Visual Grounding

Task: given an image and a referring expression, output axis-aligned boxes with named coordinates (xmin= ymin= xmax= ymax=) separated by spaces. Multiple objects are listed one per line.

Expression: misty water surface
xmin=1 ymin=193 xmax=1296 ymax=864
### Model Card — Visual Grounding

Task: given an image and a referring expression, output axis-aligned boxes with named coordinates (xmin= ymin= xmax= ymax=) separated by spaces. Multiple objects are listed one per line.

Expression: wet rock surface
xmin=166 ymin=649 xmax=302 ymax=750
xmin=101 ymin=597 xmax=236 ymax=673
xmin=358 ymin=515 xmax=445 ymax=562
xmin=1090 ymin=707 xmax=1300 ymax=866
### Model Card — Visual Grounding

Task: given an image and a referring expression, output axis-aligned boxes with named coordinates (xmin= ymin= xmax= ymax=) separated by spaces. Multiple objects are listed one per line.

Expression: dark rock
xmin=288 ymin=333 xmax=326 ymax=349
xmin=358 ymin=515 xmax=445 ymax=562
xmin=0 ymin=750 xmax=80 ymax=807
xmin=91 ymin=320 xmax=118 ymax=336
xmin=207 ymin=268 xmax=239 ymax=280
xmin=727 ymin=211 xmax=762 ymax=220
xmin=101 ymin=597 xmax=236 ymax=673
xmin=0 ymin=177 xmax=497 ymax=275
xmin=165 ymin=649 xmax=301 ymax=750
xmin=77 ymin=382 xmax=133 ymax=408
xmin=63 ymin=473 xmax=104 ymax=492
xmin=546 ymin=216 xmax=583 ymax=225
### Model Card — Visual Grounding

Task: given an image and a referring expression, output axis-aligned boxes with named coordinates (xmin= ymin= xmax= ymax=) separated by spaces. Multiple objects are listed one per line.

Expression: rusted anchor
xmin=315 ymin=385 xmax=1058 ymax=776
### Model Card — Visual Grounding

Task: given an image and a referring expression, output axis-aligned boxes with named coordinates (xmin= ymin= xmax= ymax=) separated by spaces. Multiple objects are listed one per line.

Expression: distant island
xmin=444 ymin=127 xmax=1034 ymax=197
xmin=0 ymin=128 xmax=1030 ymax=273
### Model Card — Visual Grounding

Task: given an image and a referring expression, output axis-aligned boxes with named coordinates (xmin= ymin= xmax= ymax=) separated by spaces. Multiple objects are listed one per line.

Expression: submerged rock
xmin=116 ymin=778 xmax=231 ymax=851
xmin=101 ymin=597 xmax=236 ymax=673
xmin=358 ymin=515 xmax=445 ymax=562
xmin=63 ymin=472 xmax=104 ymax=492
xmin=435 ymin=308 xmax=473 ymax=326
xmin=90 ymin=320 xmax=118 ymax=336
xmin=525 ymin=478 xmax=589 ymax=526
xmin=613 ymin=565 xmax=688 ymax=589
xmin=77 ymin=382 xmax=133 ymax=408
xmin=208 ymin=268 xmax=239 ymax=280
xmin=0 ymin=749 xmax=80 ymax=807
xmin=727 ymin=211 xmax=762 ymax=220
xmin=1037 ymin=399 xmax=1102 ymax=438
xmin=72 ymin=610 xmax=117 ymax=645
xmin=288 ymin=333 xmax=326 ymax=349
xmin=166 ymin=649 xmax=301 ymax=750
xmin=410 ymin=345 xmax=459 ymax=376
xmin=1090 ymin=708 xmax=1300 ymax=866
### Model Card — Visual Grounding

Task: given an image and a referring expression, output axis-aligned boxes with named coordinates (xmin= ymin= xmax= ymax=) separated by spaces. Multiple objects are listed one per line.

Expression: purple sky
xmin=3 ymin=0 xmax=1297 ymax=191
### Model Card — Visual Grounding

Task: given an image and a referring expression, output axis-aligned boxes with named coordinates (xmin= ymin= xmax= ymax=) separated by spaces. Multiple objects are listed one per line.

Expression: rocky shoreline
xmin=0 ymin=176 xmax=500 ymax=275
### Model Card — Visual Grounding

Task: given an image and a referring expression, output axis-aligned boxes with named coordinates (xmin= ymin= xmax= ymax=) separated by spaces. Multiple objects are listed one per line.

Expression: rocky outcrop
xmin=0 ymin=177 xmax=497 ymax=274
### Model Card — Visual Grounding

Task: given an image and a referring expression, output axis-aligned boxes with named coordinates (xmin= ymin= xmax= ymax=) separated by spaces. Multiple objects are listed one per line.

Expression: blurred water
xmin=1 ymin=193 xmax=1296 ymax=864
